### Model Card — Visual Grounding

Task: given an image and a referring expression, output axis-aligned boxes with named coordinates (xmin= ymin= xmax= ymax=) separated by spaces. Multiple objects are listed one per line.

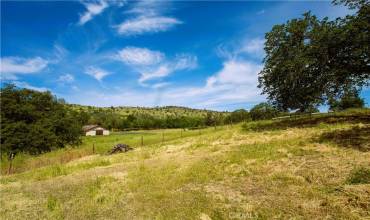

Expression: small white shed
xmin=82 ymin=125 xmax=110 ymax=136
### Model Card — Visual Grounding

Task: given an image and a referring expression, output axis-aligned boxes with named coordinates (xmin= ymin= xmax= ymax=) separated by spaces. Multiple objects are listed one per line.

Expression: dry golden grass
xmin=1 ymin=120 xmax=369 ymax=219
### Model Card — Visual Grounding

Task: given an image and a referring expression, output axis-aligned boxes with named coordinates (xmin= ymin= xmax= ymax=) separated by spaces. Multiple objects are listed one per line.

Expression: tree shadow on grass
xmin=317 ymin=126 xmax=370 ymax=152
xmin=243 ymin=115 xmax=370 ymax=132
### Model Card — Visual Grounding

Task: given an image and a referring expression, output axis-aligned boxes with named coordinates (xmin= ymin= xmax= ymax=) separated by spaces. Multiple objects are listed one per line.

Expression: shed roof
xmin=82 ymin=125 xmax=101 ymax=132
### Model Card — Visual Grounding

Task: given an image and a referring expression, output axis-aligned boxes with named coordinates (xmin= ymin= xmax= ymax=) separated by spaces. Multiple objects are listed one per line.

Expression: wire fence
xmin=93 ymin=125 xmax=228 ymax=152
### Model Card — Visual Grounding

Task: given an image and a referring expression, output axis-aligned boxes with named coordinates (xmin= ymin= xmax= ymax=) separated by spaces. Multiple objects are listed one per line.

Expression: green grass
xmin=1 ymin=111 xmax=369 ymax=219
xmin=346 ymin=167 xmax=370 ymax=184
xmin=0 ymin=126 xmax=223 ymax=175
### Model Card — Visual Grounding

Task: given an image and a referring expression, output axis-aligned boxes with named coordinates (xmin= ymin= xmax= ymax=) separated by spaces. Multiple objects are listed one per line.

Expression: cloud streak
xmin=117 ymin=16 xmax=182 ymax=36
xmin=78 ymin=0 xmax=108 ymax=25
xmin=13 ymin=81 xmax=49 ymax=92
xmin=85 ymin=66 xmax=110 ymax=81
xmin=115 ymin=47 xmax=197 ymax=85
xmin=0 ymin=57 xmax=48 ymax=80
xmin=57 ymin=73 xmax=75 ymax=83
xmin=117 ymin=47 xmax=164 ymax=66
xmin=116 ymin=1 xmax=182 ymax=36
xmin=78 ymin=0 xmax=125 ymax=25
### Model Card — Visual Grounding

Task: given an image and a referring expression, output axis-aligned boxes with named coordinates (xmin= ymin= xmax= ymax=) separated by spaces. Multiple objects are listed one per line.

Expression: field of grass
xmin=1 ymin=112 xmax=369 ymax=219
xmin=0 ymin=126 xmax=223 ymax=175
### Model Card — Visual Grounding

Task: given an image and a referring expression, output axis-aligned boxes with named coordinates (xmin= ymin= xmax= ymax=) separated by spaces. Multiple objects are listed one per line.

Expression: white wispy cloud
xmin=74 ymin=57 xmax=263 ymax=110
xmin=139 ymin=54 xmax=197 ymax=84
xmin=13 ymin=81 xmax=49 ymax=92
xmin=85 ymin=66 xmax=110 ymax=81
xmin=240 ymin=38 xmax=265 ymax=57
xmin=217 ymin=37 xmax=265 ymax=59
xmin=151 ymin=82 xmax=171 ymax=89
xmin=0 ymin=56 xmax=48 ymax=80
xmin=161 ymin=59 xmax=263 ymax=108
xmin=117 ymin=16 xmax=182 ymax=36
xmin=78 ymin=0 xmax=126 ymax=25
xmin=78 ymin=0 xmax=108 ymax=25
xmin=115 ymin=47 xmax=197 ymax=85
xmin=53 ymin=44 xmax=69 ymax=61
xmin=206 ymin=60 xmax=261 ymax=87
xmin=57 ymin=73 xmax=75 ymax=83
xmin=117 ymin=47 xmax=164 ymax=66
xmin=116 ymin=1 xmax=182 ymax=36
xmin=139 ymin=65 xmax=171 ymax=83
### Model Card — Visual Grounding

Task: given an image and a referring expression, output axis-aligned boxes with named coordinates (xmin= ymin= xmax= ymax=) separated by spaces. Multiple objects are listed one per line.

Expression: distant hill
xmin=67 ymin=104 xmax=230 ymax=119
xmin=66 ymin=104 xmax=233 ymax=130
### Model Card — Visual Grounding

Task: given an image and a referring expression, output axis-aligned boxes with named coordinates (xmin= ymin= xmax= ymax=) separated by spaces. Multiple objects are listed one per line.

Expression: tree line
xmin=71 ymin=105 xmax=249 ymax=130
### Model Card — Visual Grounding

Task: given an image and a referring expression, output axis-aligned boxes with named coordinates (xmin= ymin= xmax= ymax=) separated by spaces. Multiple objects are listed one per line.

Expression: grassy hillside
xmin=69 ymin=104 xmax=229 ymax=118
xmin=0 ymin=127 xmax=222 ymax=174
xmin=1 ymin=111 xmax=369 ymax=219
xmin=67 ymin=104 xmax=232 ymax=130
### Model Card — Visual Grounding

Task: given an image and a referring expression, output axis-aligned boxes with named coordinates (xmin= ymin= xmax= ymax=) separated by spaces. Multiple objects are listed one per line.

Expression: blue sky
xmin=1 ymin=0 xmax=368 ymax=111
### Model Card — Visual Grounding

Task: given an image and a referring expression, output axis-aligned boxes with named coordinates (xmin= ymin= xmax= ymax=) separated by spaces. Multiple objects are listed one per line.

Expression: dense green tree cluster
xmin=76 ymin=110 xmax=227 ymax=130
xmin=258 ymin=0 xmax=369 ymax=112
xmin=68 ymin=105 xmax=261 ymax=130
xmin=1 ymin=84 xmax=83 ymax=157
xmin=249 ymin=103 xmax=279 ymax=120
xmin=224 ymin=109 xmax=251 ymax=123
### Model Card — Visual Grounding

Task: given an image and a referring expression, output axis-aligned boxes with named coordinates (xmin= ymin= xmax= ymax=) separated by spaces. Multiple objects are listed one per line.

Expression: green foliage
xmin=0 ymin=84 xmax=82 ymax=157
xmin=259 ymin=1 xmax=370 ymax=111
xmin=346 ymin=167 xmax=370 ymax=184
xmin=68 ymin=104 xmax=229 ymax=130
xmin=225 ymin=109 xmax=251 ymax=123
xmin=329 ymin=90 xmax=365 ymax=111
xmin=249 ymin=103 xmax=279 ymax=120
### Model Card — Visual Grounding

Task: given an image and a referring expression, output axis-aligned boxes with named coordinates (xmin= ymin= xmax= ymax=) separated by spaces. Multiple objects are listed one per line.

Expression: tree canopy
xmin=1 ymin=84 xmax=82 ymax=157
xmin=258 ymin=0 xmax=369 ymax=111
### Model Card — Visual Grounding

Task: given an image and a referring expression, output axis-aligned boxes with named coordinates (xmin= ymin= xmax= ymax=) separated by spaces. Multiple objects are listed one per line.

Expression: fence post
xmin=93 ymin=143 xmax=95 ymax=154
xmin=141 ymin=135 xmax=144 ymax=146
xmin=7 ymin=153 xmax=15 ymax=175
xmin=162 ymin=132 xmax=164 ymax=143
xmin=180 ymin=130 xmax=183 ymax=138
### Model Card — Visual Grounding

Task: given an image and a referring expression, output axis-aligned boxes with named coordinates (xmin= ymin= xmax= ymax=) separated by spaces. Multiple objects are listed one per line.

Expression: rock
xmin=109 ymin=144 xmax=133 ymax=154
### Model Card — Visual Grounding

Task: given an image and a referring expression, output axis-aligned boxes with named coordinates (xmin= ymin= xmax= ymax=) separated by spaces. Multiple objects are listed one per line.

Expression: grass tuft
xmin=346 ymin=167 xmax=370 ymax=184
